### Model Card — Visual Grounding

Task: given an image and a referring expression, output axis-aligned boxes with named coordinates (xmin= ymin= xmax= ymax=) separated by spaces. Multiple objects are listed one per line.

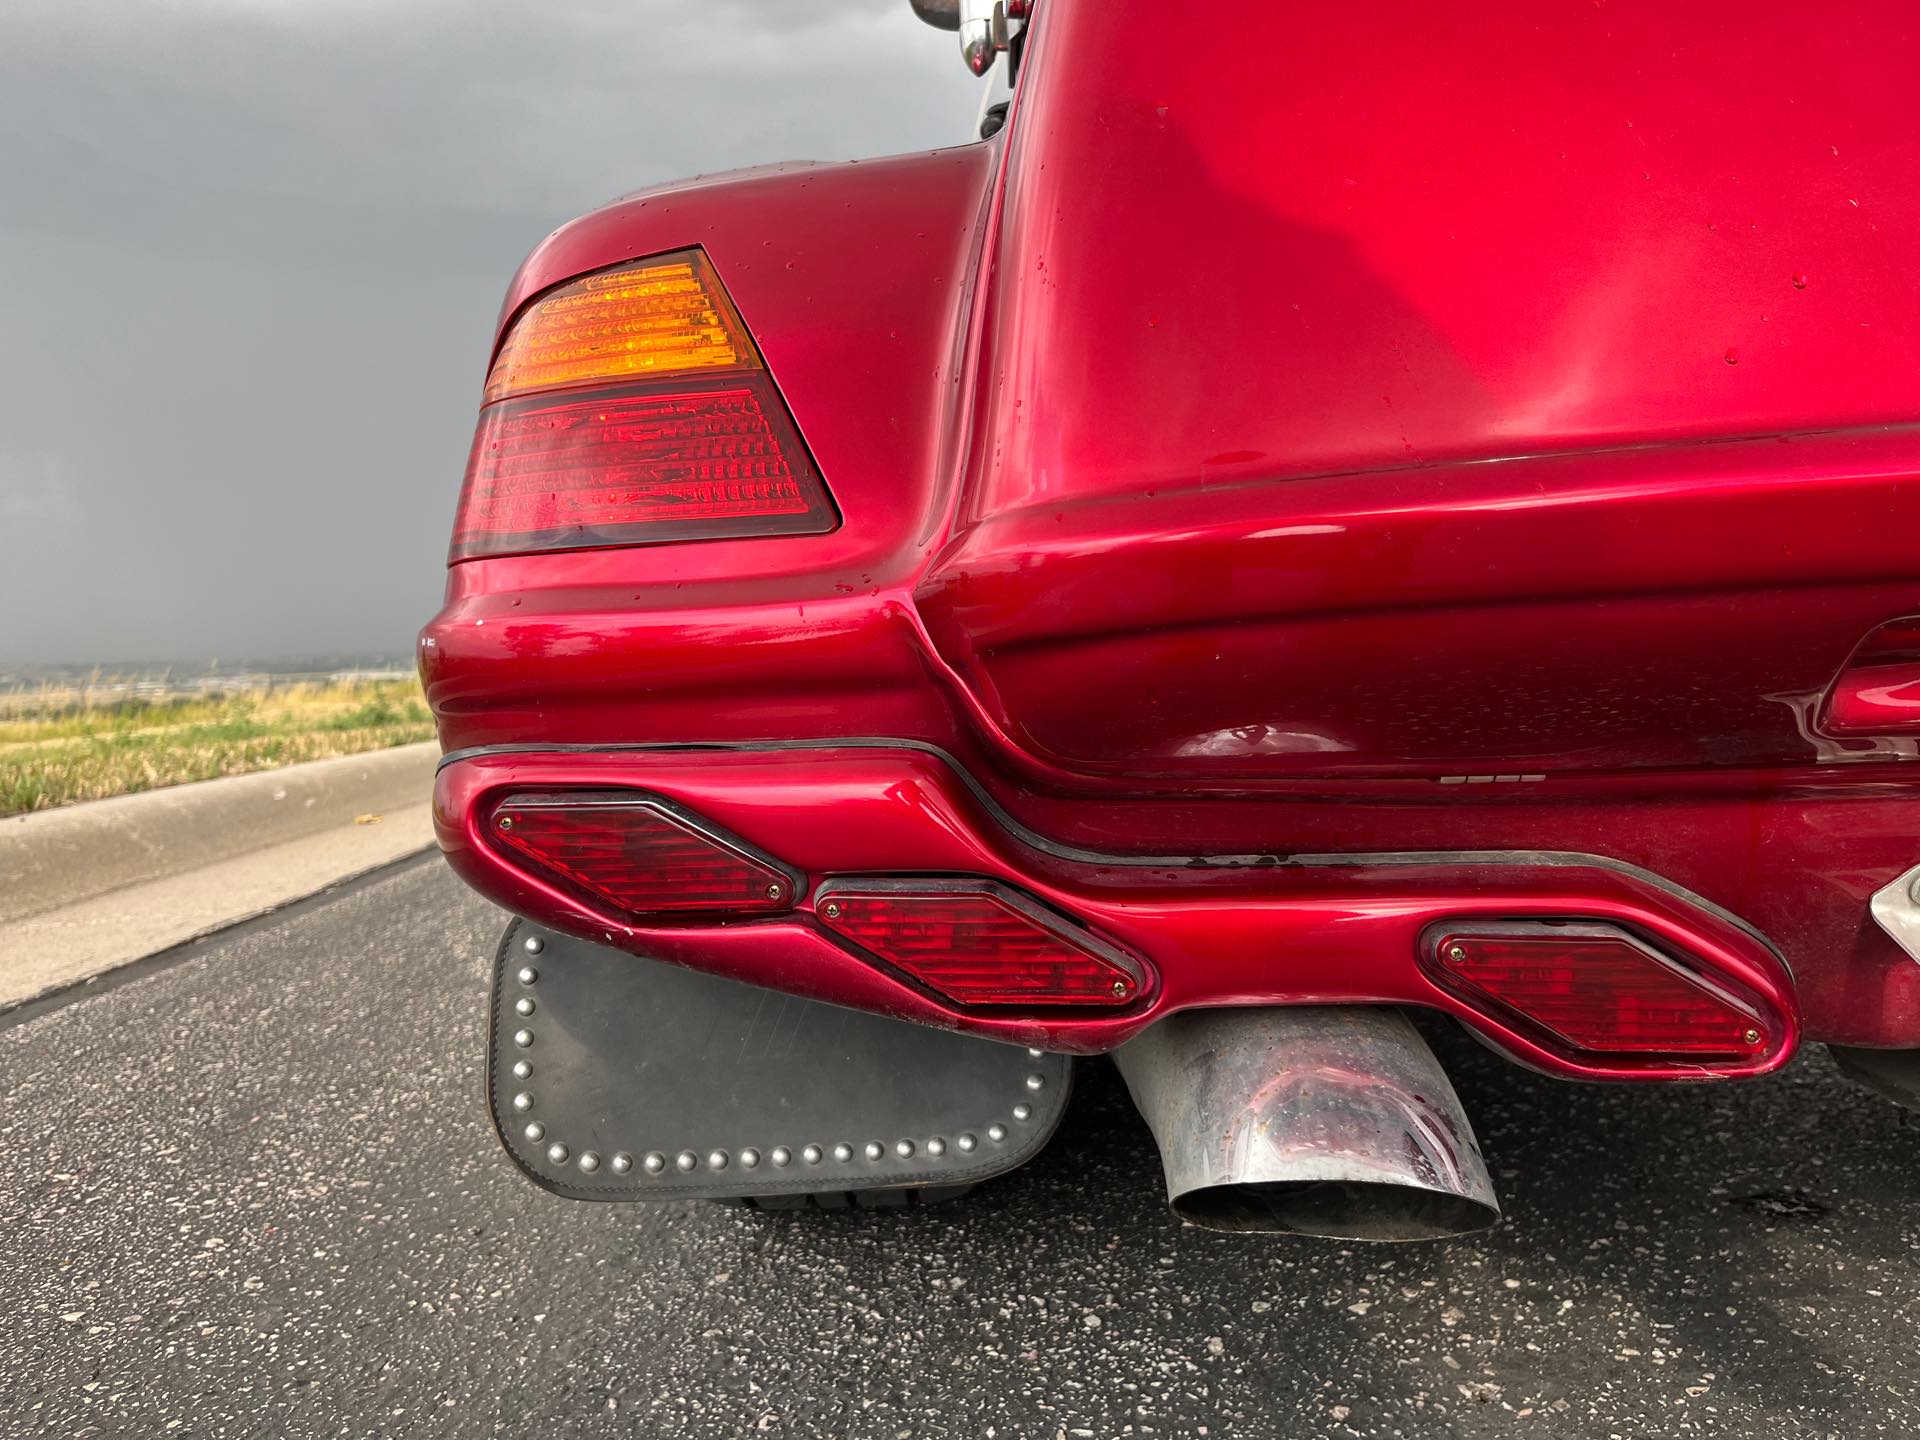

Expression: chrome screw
xmin=1744 ymin=1027 xmax=1763 ymax=1046
xmin=1446 ymin=943 xmax=1469 ymax=965
xmin=822 ymin=901 xmax=843 ymax=920
xmin=1111 ymin=979 xmax=1129 ymax=998
xmin=766 ymin=882 xmax=785 ymax=901
xmin=497 ymin=816 xmax=514 ymax=831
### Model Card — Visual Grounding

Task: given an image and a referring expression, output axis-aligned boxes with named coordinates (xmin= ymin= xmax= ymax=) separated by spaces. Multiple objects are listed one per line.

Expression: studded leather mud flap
xmin=488 ymin=920 xmax=1074 ymax=1200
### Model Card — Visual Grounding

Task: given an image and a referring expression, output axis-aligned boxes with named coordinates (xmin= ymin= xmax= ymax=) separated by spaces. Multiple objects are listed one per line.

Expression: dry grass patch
xmin=0 ymin=679 xmax=434 ymax=816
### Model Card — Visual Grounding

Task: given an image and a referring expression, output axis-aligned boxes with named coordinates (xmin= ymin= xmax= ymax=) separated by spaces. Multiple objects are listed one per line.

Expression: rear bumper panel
xmin=437 ymin=742 xmax=1817 ymax=1077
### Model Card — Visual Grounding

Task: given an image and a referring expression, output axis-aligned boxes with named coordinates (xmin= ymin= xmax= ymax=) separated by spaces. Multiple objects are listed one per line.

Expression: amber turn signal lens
xmin=485 ymin=250 xmax=758 ymax=402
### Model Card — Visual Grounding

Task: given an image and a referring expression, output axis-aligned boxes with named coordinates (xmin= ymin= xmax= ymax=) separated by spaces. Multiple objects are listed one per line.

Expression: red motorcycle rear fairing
xmin=424 ymin=0 xmax=1920 ymax=1076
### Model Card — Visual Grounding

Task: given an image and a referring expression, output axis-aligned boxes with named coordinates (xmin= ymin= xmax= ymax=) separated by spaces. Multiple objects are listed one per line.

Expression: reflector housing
xmin=1424 ymin=921 xmax=1768 ymax=1059
xmin=452 ymin=249 xmax=838 ymax=561
xmin=815 ymin=879 xmax=1144 ymax=1008
xmin=488 ymin=791 xmax=798 ymax=918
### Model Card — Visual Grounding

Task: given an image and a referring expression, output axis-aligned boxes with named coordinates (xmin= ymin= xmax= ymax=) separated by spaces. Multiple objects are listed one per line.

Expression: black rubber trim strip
xmin=436 ymin=737 xmax=1783 ymax=961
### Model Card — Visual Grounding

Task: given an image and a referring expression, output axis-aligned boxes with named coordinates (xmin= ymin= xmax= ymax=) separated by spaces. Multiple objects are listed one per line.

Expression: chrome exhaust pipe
xmin=1113 ymin=1006 xmax=1499 ymax=1240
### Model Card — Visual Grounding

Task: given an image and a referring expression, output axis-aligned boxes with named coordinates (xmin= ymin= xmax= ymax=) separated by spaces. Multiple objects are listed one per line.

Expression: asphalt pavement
xmin=4 ymin=857 xmax=1919 ymax=1438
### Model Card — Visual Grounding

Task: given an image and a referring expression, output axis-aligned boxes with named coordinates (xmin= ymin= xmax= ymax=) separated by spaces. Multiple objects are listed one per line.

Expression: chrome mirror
xmin=911 ymin=0 xmax=1021 ymax=77
xmin=908 ymin=0 xmax=959 ymax=28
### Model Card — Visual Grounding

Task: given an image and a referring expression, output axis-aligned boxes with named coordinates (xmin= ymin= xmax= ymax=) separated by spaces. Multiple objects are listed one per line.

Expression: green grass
xmin=0 ymin=679 xmax=435 ymax=817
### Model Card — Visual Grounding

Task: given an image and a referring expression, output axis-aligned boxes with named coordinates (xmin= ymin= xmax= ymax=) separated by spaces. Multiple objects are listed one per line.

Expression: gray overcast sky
xmin=0 ymin=0 xmax=984 ymax=664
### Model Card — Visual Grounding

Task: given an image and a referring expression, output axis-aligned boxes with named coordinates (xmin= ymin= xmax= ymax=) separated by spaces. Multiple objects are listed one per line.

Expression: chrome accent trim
xmin=1115 ymin=1006 xmax=1499 ymax=1240
xmin=1870 ymin=864 xmax=1920 ymax=964
xmin=959 ymin=0 xmax=1009 ymax=75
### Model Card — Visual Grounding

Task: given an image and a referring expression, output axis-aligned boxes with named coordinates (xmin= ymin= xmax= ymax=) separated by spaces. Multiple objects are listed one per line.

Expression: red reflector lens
xmin=451 ymin=375 xmax=837 ymax=560
xmin=1430 ymin=924 xmax=1765 ymax=1057
xmin=816 ymin=881 xmax=1142 ymax=1008
xmin=488 ymin=793 xmax=796 ymax=917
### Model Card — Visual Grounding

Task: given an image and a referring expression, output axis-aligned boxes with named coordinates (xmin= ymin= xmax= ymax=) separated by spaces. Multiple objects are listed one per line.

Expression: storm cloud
xmin=0 ymin=0 xmax=983 ymax=662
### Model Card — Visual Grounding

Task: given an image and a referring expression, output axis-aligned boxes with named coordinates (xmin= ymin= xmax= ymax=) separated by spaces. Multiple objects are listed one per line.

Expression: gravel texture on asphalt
xmin=3 ymin=858 xmax=1918 ymax=1438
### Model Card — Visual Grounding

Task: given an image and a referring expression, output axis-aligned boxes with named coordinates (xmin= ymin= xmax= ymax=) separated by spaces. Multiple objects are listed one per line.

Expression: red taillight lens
xmin=452 ymin=378 xmax=835 ymax=560
xmin=451 ymin=248 xmax=837 ymax=561
xmin=1427 ymin=923 xmax=1767 ymax=1058
xmin=815 ymin=880 xmax=1143 ymax=1008
xmin=488 ymin=793 xmax=797 ymax=918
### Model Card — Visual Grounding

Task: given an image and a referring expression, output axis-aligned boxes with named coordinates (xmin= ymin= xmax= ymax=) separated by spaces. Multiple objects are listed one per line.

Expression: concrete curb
xmin=0 ymin=742 xmax=441 ymax=924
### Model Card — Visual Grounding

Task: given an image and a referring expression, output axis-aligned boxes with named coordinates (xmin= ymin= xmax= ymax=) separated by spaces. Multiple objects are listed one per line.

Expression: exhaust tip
xmin=1173 ymin=1179 xmax=1500 ymax=1241
xmin=1115 ymin=1006 xmax=1500 ymax=1242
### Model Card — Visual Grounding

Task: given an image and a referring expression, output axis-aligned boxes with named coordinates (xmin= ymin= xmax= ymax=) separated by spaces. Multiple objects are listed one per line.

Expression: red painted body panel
xmin=423 ymin=0 xmax=1920 ymax=1063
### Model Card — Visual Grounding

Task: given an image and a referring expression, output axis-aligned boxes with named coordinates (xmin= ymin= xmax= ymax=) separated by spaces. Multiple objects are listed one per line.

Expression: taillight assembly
xmin=487 ymin=792 xmax=799 ymax=918
xmin=451 ymin=248 xmax=837 ymax=561
xmin=1422 ymin=921 xmax=1772 ymax=1062
xmin=814 ymin=879 xmax=1146 ymax=1008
